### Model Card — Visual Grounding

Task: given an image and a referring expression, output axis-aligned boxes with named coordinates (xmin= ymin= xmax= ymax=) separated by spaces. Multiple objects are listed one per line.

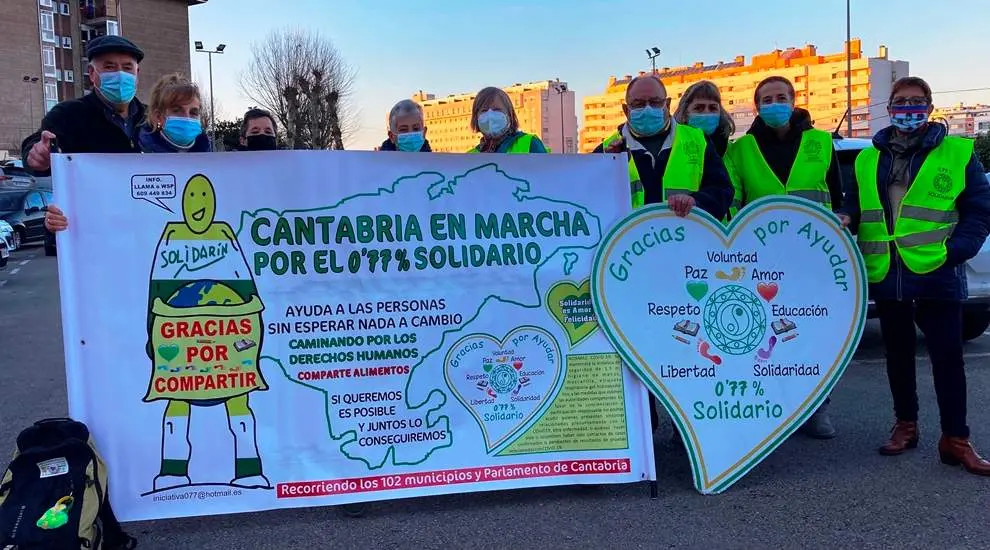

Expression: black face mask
xmin=244 ymin=135 xmax=277 ymax=151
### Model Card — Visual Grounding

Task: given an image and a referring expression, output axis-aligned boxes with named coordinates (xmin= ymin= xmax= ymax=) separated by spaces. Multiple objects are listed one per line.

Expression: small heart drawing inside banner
xmin=757 ymin=282 xmax=779 ymax=302
xmin=545 ymin=279 xmax=599 ymax=347
xmin=686 ymin=281 xmax=709 ymax=302
xmin=157 ymin=344 xmax=180 ymax=362
xmin=444 ymin=326 xmax=565 ymax=454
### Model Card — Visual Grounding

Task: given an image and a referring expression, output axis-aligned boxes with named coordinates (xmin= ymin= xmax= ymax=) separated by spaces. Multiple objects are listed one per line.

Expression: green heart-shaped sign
xmin=592 ymin=196 xmax=867 ymax=494
xmin=546 ymin=279 xmax=598 ymax=347
xmin=157 ymin=344 xmax=180 ymax=362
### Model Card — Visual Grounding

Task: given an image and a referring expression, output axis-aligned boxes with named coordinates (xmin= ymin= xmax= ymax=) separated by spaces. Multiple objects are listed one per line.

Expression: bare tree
xmin=198 ymin=93 xmax=223 ymax=141
xmin=240 ymin=28 xmax=356 ymax=150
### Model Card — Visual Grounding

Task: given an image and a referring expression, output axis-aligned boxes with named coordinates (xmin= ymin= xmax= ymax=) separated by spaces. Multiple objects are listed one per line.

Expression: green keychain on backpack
xmin=36 ymin=495 xmax=74 ymax=530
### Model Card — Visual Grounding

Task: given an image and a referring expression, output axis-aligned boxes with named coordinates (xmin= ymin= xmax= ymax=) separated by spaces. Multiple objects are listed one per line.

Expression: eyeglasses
xmin=890 ymin=97 xmax=928 ymax=107
xmin=628 ymin=98 xmax=667 ymax=109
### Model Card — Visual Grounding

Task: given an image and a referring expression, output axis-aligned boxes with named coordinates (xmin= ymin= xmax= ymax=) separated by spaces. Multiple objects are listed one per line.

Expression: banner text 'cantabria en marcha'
xmin=245 ymin=211 xmax=591 ymax=275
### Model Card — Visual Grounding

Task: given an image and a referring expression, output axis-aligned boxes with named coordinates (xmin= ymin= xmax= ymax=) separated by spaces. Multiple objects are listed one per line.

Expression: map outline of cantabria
xmin=234 ymin=163 xmax=606 ymax=470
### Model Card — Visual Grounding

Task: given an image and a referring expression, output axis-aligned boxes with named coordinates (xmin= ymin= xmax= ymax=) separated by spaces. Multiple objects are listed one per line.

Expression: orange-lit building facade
xmin=580 ymin=40 xmax=909 ymax=152
xmin=411 ymin=81 xmax=577 ymax=153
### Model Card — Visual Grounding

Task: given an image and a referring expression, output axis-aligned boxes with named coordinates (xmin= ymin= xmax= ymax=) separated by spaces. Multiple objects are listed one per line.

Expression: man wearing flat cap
xmin=22 ymin=35 xmax=147 ymax=176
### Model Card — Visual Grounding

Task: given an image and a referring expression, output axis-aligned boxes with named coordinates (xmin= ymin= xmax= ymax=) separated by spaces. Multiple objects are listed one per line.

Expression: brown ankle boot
xmin=879 ymin=421 xmax=918 ymax=456
xmin=938 ymin=436 xmax=990 ymax=476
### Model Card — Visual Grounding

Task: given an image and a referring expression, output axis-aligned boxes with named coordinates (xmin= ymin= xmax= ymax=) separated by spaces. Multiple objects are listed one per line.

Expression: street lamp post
xmin=22 ymin=75 xmax=40 ymax=134
xmin=550 ymin=80 xmax=568 ymax=154
xmin=645 ymin=46 xmax=661 ymax=74
xmin=194 ymin=41 xmax=226 ymax=142
xmin=845 ymin=0 xmax=853 ymax=137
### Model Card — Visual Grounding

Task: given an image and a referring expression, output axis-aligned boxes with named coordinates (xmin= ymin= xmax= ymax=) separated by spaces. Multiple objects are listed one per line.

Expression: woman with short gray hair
xmin=380 ymin=99 xmax=431 ymax=152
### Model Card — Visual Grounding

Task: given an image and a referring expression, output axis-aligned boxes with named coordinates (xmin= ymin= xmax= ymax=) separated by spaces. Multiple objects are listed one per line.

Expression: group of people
xmin=28 ymin=35 xmax=990 ymax=484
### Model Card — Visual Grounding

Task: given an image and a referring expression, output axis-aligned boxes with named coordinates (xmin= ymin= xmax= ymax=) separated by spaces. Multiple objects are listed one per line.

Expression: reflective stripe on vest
xmin=725 ymin=129 xmax=832 ymax=218
xmin=854 ymin=136 xmax=972 ymax=282
xmin=601 ymin=124 xmax=706 ymax=210
xmin=467 ymin=133 xmax=534 ymax=154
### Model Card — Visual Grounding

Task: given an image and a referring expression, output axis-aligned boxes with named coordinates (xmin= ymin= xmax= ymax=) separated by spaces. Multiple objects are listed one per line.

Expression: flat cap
xmin=86 ymin=35 xmax=144 ymax=63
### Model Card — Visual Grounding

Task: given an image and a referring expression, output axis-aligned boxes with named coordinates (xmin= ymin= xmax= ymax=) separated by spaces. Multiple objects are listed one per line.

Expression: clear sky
xmin=187 ymin=0 xmax=990 ymax=149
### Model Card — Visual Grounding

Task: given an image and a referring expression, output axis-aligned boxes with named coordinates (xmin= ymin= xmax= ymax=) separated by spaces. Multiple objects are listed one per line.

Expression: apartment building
xmin=580 ymin=40 xmax=909 ymax=152
xmin=0 ymin=0 xmax=206 ymax=154
xmin=411 ymin=81 xmax=578 ymax=153
xmin=932 ymin=103 xmax=990 ymax=137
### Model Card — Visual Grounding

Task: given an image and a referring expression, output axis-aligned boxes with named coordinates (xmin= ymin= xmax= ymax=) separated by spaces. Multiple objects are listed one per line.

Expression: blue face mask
xmin=629 ymin=106 xmax=666 ymax=136
xmin=687 ymin=113 xmax=720 ymax=136
xmin=162 ymin=116 xmax=202 ymax=148
xmin=478 ymin=110 xmax=509 ymax=137
xmin=759 ymin=103 xmax=793 ymax=128
xmin=396 ymin=131 xmax=425 ymax=152
xmin=97 ymin=70 xmax=137 ymax=104
xmin=889 ymin=105 xmax=929 ymax=132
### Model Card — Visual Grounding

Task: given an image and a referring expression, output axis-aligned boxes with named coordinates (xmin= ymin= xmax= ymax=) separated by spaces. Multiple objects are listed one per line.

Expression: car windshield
xmin=0 ymin=194 xmax=22 ymax=211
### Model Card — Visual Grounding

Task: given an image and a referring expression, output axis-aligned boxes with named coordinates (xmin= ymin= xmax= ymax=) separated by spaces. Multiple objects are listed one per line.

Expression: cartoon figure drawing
xmin=144 ymin=174 xmax=269 ymax=491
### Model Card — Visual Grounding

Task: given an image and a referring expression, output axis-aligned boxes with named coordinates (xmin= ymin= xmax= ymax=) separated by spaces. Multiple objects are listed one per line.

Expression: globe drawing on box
xmin=702 ymin=284 xmax=767 ymax=355
xmin=167 ymin=281 xmax=243 ymax=307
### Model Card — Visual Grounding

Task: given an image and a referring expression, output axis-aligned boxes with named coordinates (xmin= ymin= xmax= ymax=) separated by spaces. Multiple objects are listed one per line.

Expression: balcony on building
xmin=80 ymin=0 xmax=119 ymax=24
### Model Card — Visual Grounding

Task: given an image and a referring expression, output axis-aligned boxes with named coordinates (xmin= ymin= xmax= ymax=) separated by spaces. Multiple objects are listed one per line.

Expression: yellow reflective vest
xmin=725 ymin=129 xmax=833 ymax=217
xmin=600 ymin=123 xmax=707 ymax=209
xmin=854 ymin=136 xmax=972 ymax=282
xmin=468 ymin=133 xmax=535 ymax=154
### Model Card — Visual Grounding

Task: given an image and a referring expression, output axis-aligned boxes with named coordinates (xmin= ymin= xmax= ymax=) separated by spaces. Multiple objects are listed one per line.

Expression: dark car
xmin=0 ymin=186 xmax=55 ymax=255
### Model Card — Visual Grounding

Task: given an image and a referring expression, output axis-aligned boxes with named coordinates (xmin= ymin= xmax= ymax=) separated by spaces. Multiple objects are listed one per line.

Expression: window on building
xmin=44 ymin=82 xmax=58 ymax=101
xmin=40 ymin=11 xmax=55 ymax=42
xmin=60 ymin=2 xmax=69 ymax=14
xmin=64 ymin=70 xmax=74 ymax=83
xmin=62 ymin=36 xmax=71 ymax=49
xmin=40 ymin=0 xmax=53 ymax=7
xmin=107 ymin=20 xmax=120 ymax=36
xmin=42 ymin=46 xmax=57 ymax=77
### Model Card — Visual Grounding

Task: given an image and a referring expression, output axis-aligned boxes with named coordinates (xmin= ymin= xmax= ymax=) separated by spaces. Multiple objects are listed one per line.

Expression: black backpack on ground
xmin=0 ymin=418 xmax=137 ymax=549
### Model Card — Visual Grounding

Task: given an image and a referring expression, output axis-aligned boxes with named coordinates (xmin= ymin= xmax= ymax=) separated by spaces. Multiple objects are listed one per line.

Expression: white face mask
xmin=478 ymin=110 xmax=509 ymax=137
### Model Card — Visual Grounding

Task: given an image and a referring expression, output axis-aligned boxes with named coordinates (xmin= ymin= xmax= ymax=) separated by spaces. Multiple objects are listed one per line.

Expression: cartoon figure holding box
xmin=144 ymin=174 xmax=269 ymax=491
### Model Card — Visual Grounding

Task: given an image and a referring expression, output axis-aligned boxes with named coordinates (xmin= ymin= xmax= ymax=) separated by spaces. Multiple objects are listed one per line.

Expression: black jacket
xmin=710 ymin=131 xmax=729 ymax=158
xmin=379 ymin=137 xmax=432 ymax=152
xmin=21 ymin=93 xmax=145 ymax=176
xmin=747 ymin=107 xmax=843 ymax=210
xmin=592 ymin=121 xmax=733 ymax=219
xmin=842 ymin=123 xmax=990 ymax=301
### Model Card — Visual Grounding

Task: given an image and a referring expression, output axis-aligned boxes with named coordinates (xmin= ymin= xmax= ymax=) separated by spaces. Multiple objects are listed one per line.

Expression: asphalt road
xmin=2 ymin=245 xmax=989 ymax=549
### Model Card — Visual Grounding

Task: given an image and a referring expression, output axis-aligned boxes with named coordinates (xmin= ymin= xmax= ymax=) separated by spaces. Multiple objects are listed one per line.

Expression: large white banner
xmin=53 ymin=151 xmax=654 ymax=521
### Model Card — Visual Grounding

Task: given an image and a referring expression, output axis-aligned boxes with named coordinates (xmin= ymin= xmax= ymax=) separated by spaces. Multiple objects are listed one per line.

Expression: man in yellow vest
xmin=726 ymin=75 xmax=845 ymax=440
xmin=593 ymin=73 xmax=733 ymax=217
xmin=593 ymin=74 xmax=733 ymax=435
xmin=845 ymin=76 xmax=990 ymax=476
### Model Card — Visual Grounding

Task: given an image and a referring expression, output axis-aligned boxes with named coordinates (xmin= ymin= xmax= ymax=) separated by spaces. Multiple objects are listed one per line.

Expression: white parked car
xmin=0 ymin=219 xmax=14 ymax=269
xmin=833 ymin=138 xmax=990 ymax=341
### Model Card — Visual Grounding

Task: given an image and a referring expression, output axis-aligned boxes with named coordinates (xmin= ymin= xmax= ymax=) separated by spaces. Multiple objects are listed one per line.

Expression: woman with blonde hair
xmin=468 ymin=86 xmax=547 ymax=153
xmin=673 ymin=80 xmax=735 ymax=157
xmin=137 ymin=73 xmax=212 ymax=153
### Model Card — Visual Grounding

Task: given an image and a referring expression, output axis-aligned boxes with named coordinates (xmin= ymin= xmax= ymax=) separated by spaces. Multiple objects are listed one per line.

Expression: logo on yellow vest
xmin=684 ymin=141 xmax=702 ymax=166
xmin=932 ymin=168 xmax=953 ymax=195
xmin=803 ymin=139 xmax=823 ymax=162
